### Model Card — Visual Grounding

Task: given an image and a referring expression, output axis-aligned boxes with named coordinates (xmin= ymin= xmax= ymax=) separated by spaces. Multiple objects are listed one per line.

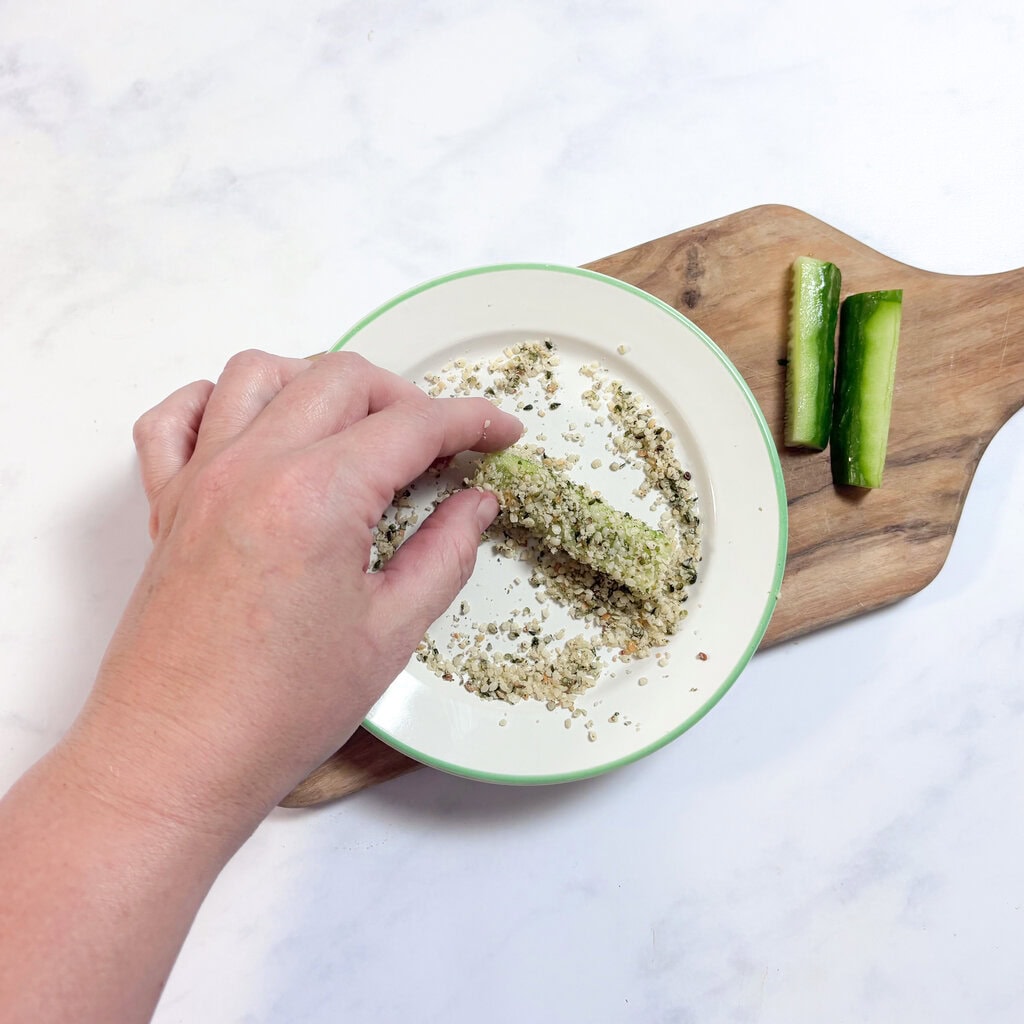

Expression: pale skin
xmin=0 ymin=350 xmax=523 ymax=1024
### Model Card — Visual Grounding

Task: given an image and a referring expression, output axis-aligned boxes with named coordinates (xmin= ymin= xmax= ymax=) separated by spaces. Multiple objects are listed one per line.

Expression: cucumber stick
xmin=473 ymin=449 xmax=675 ymax=596
xmin=830 ymin=290 xmax=903 ymax=488
xmin=784 ymin=256 xmax=842 ymax=450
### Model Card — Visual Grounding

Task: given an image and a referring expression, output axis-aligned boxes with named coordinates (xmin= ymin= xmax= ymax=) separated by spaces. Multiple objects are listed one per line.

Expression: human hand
xmin=66 ymin=350 xmax=523 ymax=835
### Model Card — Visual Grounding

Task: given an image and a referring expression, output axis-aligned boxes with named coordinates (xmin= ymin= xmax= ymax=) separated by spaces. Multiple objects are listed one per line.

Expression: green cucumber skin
xmin=830 ymin=290 xmax=903 ymax=488
xmin=784 ymin=257 xmax=842 ymax=450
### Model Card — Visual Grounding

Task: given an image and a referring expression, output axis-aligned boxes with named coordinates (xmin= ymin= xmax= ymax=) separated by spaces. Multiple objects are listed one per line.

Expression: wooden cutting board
xmin=281 ymin=203 xmax=1024 ymax=808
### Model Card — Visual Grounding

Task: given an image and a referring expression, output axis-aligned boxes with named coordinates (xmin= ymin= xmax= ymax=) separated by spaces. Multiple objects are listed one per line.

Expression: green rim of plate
xmin=332 ymin=262 xmax=789 ymax=785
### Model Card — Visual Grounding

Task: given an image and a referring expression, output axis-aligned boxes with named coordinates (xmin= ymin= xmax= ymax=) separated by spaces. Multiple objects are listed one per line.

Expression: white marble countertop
xmin=2 ymin=2 xmax=1022 ymax=1021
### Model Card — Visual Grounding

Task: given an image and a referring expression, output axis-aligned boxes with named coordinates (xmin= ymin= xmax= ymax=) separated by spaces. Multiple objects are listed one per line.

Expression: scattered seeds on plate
xmin=371 ymin=338 xmax=702 ymax=732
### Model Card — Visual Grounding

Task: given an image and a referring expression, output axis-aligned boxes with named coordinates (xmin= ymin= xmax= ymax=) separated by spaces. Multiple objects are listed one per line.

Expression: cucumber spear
xmin=784 ymin=256 xmax=842 ymax=450
xmin=830 ymin=290 xmax=903 ymax=488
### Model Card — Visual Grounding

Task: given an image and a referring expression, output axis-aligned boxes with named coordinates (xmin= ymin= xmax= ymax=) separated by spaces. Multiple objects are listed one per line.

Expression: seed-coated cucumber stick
xmin=831 ymin=290 xmax=903 ymax=488
xmin=784 ymin=256 xmax=842 ymax=450
xmin=474 ymin=449 xmax=675 ymax=596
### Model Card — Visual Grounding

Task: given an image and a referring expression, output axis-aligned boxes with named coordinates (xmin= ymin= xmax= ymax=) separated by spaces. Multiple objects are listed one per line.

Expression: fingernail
xmin=486 ymin=402 xmax=522 ymax=430
xmin=475 ymin=491 xmax=499 ymax=533
xmin=496 ymin=412 xmax=525 ymax=441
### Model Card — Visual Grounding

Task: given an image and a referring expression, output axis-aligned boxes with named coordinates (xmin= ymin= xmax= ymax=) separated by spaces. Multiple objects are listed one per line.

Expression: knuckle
xmin=219 ymin=350 xmax=302 ymax=402
xmin=133 ymin=379 xmax=212 ymax=451
xmin=314 ymin=349 xmax=371 ymax=382
xmin=132 ymin=407 xmax=161 ymax=450
xmin=401 ymin=393 xmax=441 ymax=437
xmin=132 ymin=403 xmax=178 ymax=453
xmin=438 ymin=522 xmax=479 ymax=590
xmin=222 ymin=348 xmax=274 ymax=377
xmin=322 ymin=350 xmax=369 ymax=371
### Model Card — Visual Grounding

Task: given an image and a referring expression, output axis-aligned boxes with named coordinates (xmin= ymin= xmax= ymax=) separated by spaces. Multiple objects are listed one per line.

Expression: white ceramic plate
xmin=332 ymin=264 xmax=787 ymax=784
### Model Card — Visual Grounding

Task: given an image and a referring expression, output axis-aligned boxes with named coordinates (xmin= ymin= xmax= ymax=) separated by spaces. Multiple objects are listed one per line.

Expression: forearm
xmin=0 ymin=350 xmax=522 ymax=1022
xmin=0 ymin=726 xmax=253 ymax=1024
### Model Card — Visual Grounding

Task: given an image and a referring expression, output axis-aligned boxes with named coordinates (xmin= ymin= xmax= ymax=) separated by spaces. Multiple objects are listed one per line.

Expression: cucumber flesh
xmin=830 ymin=290 xmax=903 ymax=488
xmin=784 ymin=256 xmax=842 ymax=450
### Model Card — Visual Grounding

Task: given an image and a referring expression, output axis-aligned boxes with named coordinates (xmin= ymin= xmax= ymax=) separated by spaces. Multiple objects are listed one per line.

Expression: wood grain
xmin=280 ymin=204 xmax=1024 ymax=808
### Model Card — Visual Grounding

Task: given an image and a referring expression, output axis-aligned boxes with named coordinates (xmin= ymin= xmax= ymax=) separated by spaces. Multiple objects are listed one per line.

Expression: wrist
xmin=57 ymin=690 xmax=270 ymax=863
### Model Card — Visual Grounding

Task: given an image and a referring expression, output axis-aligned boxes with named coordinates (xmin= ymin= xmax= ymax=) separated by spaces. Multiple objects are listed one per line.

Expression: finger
xmin=193 ymin=350 xmax=313 ymax=456
xmin=316 ymin=394 xmax=523 ymax=507
xmin=133 ymin=379 xmax=215 ymax=506
xmin=246 ymin=351 xmax=425 ymax=450
xmin=374 ymin=488 xmax=498 ymax=642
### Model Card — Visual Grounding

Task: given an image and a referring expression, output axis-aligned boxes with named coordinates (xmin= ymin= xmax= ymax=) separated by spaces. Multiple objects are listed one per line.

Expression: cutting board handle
xmin=912 ymin=264 xmax=1024 ymax=438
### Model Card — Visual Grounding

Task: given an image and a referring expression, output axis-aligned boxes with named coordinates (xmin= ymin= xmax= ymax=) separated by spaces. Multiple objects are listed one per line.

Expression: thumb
xmin=375 ymin=488 xmax=498 ymax=640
